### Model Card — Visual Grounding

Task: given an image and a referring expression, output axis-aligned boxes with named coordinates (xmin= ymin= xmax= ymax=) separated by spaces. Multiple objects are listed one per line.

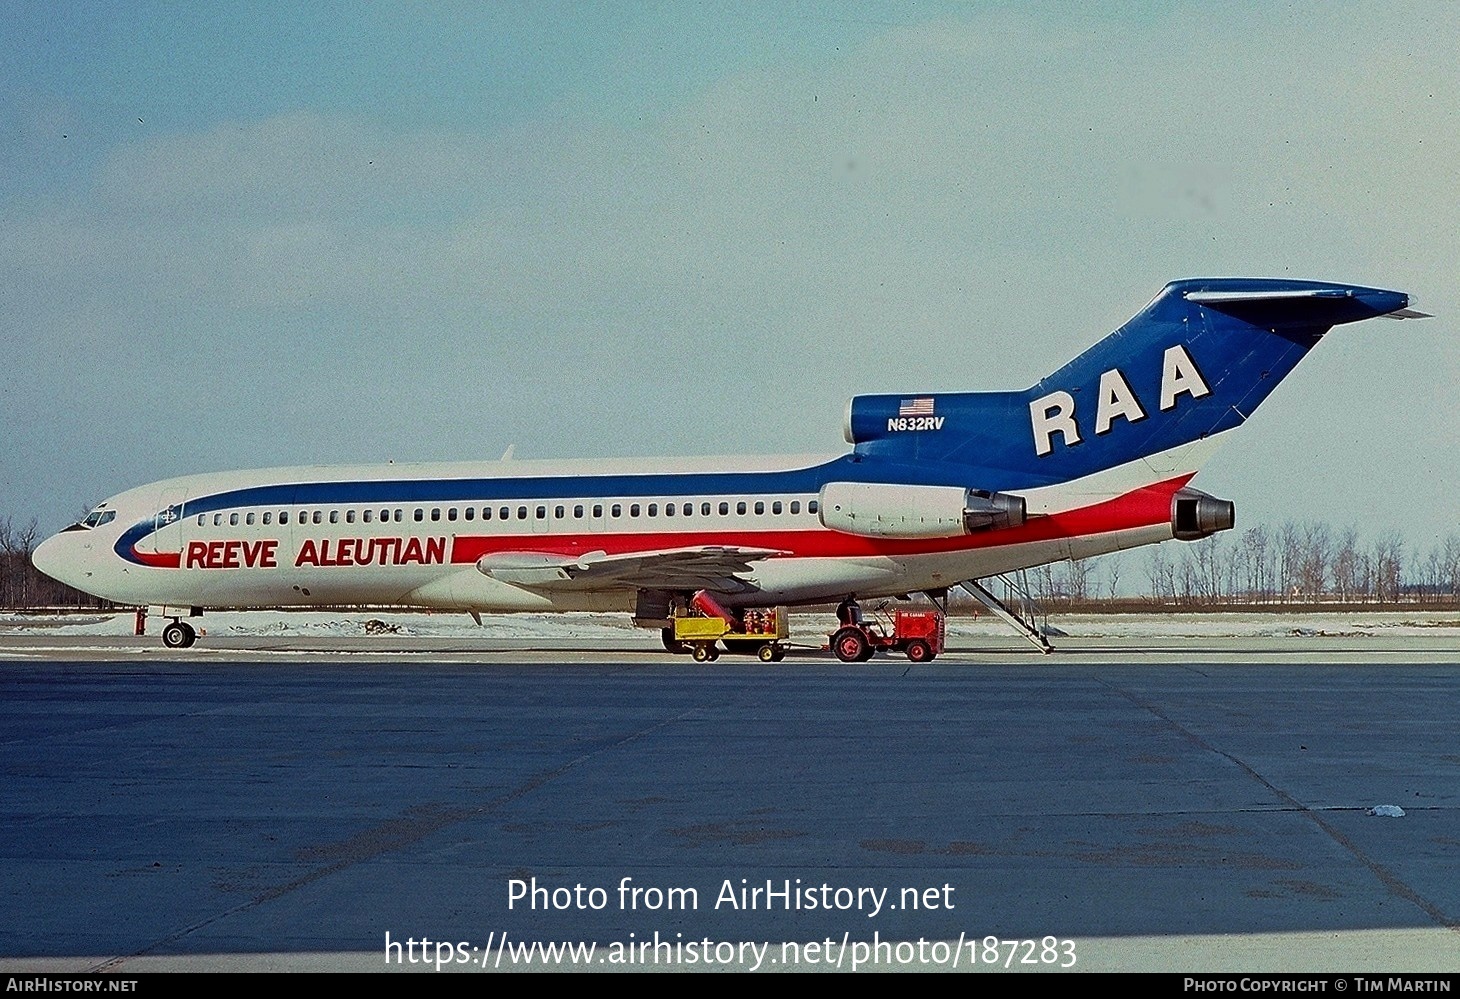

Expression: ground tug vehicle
xmin=829 ymin=601 xmax=945 ymax=663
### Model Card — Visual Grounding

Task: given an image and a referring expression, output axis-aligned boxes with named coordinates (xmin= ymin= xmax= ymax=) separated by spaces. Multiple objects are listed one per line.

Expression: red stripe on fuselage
xmin=130 ymin=547 xmax=182 ymax=569
xmin=448 ymin=475 xmax=1194 ymax=563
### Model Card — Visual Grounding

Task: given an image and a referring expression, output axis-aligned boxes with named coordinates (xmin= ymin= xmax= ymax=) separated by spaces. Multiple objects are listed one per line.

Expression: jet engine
xmin=818 ymin=482 xmax=1026 ymax=539
xmin=1171 ymin=487 xmax=1235 ymax=540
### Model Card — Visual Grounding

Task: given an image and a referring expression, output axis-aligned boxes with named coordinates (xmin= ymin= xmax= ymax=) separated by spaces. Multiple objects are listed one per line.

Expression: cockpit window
xmin=78 ymin=507 xmax=116 ymax=529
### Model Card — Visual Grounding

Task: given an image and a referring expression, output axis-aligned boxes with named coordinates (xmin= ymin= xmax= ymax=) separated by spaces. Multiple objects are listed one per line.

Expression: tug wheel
xmin=832 ymin=627 xmax=868 ymax=663
xmin=905 ymin=639 xmax=934 ymax=663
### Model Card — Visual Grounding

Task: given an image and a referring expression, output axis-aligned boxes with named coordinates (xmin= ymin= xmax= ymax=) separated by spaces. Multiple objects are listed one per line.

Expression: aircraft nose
xmin=32 ymin=531 xmax=85 ymax=589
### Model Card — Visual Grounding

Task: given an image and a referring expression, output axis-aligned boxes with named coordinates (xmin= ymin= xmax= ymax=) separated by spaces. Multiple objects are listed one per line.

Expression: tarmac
xmin=2 ymin=624 xmax=1459 ymax=973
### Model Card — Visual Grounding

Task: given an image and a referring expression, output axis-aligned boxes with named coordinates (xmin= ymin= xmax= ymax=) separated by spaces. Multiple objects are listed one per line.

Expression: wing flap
xmin=476 ymin=545 xmax=786 ymax=592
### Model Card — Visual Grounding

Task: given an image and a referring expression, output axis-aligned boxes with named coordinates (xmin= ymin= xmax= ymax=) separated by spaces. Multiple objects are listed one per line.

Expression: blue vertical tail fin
xmin=845 ymin=278 xmax=1413 ymax=488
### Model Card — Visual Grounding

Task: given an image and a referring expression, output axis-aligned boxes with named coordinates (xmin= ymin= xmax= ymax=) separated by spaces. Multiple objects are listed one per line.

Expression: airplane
xmin=32 ymin=277 xmax=1427 ymax=651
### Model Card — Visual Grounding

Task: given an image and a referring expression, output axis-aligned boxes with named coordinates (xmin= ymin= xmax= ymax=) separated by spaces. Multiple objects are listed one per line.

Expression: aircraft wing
xmin=476 ymin=545 xmax=786 ymax=593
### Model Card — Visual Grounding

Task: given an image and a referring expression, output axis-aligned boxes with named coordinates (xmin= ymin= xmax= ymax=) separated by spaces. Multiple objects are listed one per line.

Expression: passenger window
xmin=448 ymin=508 xmax=457 ymax=521
xmin=535 ymin=505 xmax=546 ymax=520
xmin=329 ymin=510 xmax=339 ymax=524
xmin=754 ymin=502 xmax=764 ymax=515
xmin=483 ymin=507 xmax=492 ymax=521
xmin=517 ymin=506 xmax=528 ymax=520
xmin=362 ymin=510 xmax=372 ymax=524
xmin=808 ymin=500 xmax=819 ymax=514
xmin=463 ymin=507 xmax=473 ymax=521
xmin=593 ymin=504 xmax=603 ymax=518
xmin=664 ymin=503 xmax=674 ymax=518
xmin=611 ymin=504 xmax=622 ymax=517
xmin=263 ymin=512 xmax=273 ymax=525
xmin=430 ymin=508 xmax=441 ymax=521
xmin=772 ymin=501 xmax=782 ymax=515
xmin=345 ymin=510 xmax=354 ymax=524
xmin=394 ymin=509 xmax=404 ymax=522
xmin=554 ymin=505 xmax=564 ymax=519
xmin=736 ymin=502 xmax=747 ymax=515
xmin=630 ymin=504 xmax=640 ymax=517
xmin=313 ymin=511 xmax=323 ymax=524
xmin=499 ymin=507 xmax=509 ymax=521
xmin=229 ymin=512 xmax=239 ymax=526
xmin=702 ymin=502 xmax=711 ymax=516
xmin=197 ymin=515 xmax=205 ymax=527
xmin=214 ymin=513 xmax=223 ymax=526
xmin=574 ymin=505 xmax=584 ymax=518
xmin=648 ymin=504 xmax=657 ymax=516
xmin=280 ymin=511 xmax=290 ymax=525
xmin=247 ymin=512 xmax=256 ymax=526
xmin=683 ymin=503 xmax=692 ymax=516
xmin=790 ymin=501 xmax=800 ymax=515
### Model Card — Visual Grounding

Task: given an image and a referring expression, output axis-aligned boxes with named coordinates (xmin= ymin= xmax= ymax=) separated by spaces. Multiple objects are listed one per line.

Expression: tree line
xmin=1031 ymin=523 xmax=1460 ymax=608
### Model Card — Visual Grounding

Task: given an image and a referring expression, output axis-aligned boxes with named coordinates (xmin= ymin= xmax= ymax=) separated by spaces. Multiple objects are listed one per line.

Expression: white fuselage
xmin=32 ymin=442 xmax=1208 ymax=615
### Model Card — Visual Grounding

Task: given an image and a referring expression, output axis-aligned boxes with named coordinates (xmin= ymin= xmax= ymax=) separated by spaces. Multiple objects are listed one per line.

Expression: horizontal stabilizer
xmin=1182 ymin=281 xmax=1412 ymax=328
xmin=1184 ymin=289 xmax=1352 ymax=302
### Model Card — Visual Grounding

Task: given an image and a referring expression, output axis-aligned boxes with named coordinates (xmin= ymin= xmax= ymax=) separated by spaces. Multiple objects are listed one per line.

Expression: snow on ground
xmin=2 ymin=609 xmax=1459 ymax=640
xmin=980 ymin=611 xmax=1460 ymax=639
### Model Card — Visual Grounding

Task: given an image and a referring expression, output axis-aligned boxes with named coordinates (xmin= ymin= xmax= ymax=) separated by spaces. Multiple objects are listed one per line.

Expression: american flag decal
xmin=899 ymin=397 xmax=935 ymax=417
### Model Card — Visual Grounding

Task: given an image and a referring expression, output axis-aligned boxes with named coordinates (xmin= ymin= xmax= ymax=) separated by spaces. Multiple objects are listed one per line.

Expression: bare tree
xmin=1331 ymin=526 xmax=1360 ymax=603
xmin=1147 ymin=545 xmax=1175 ymax=603
xmin=1276 ymin=521 xmax=1302 ymax=602
xmin=1065 ymin=556 xmax=1092 ymax=604
xmin=1104 ymin=553 xmax=1123 ymax=600
xmin=1371 ymin=531 xmax=1404 ymax=603
xmin=1236 ymin=525 xmax=1271 ymax=603
xmin=1298 ymin=521 xmax=1330 ymax=599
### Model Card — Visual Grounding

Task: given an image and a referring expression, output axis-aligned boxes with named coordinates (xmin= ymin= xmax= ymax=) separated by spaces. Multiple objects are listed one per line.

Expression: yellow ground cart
xmin=671 ymin=607 xmax=789 ymax=663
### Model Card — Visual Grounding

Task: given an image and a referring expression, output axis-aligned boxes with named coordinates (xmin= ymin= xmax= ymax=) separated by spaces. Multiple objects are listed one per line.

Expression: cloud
xmin=3 ymin=4 xmax=1457 ymax=541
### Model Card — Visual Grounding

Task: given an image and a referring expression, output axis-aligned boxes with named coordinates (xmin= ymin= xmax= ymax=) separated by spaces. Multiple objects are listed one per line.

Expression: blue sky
xmin=3 ymin=2 xmax=1456 ymax=551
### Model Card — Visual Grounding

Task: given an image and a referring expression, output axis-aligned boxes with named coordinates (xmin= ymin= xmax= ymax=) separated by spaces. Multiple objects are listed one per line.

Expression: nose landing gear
xmin=161 ymin=620 xmax=197 ymax=649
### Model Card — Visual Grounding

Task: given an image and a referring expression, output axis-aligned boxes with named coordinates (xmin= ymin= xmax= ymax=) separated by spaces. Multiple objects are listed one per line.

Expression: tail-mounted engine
xmin=1171 ymin=487 xmax=1235 ymax=540
xmin=819 ymin=482 xmax=1026 ymax=539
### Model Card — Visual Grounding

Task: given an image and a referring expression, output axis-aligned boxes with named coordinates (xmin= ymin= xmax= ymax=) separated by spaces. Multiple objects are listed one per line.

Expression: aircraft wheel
xmin=162 ymin=621 xmax=196 ymax=649
xmin=832 ymin=627 xmax=868 ymax=663
xmin=905 ymin=639 xmax=934 ymax=663
xmin=692 ymin=644 xmax=712 ymax=663
xmin=661 ymin=627 xmax=689 ymax=654
xmin=757 ymin=644 xmax=777 ymax=663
